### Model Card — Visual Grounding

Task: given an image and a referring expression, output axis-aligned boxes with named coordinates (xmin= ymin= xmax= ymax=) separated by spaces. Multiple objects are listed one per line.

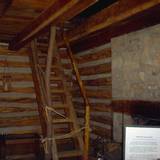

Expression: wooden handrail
xmin=63 ymin=34 xmax=91 ymax=160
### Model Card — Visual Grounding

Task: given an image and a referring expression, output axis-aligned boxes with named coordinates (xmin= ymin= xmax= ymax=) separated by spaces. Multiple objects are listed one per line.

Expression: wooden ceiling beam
xmin=71 ymin=4 xmax=160 ymax=52
xmin=9 ymin=0 xmax=98 ymax=50
xmin=59 ymin=0 xmax=160 ymax=46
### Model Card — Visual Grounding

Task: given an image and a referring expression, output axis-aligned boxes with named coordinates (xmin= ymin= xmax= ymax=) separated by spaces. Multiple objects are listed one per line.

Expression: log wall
xmin=0 ymin=133 xmax=43 ymax=160
xmin=0 ymin=44 xmax=41 ymax=134
xmin=59 ymin=43 xmax=112 ymax=141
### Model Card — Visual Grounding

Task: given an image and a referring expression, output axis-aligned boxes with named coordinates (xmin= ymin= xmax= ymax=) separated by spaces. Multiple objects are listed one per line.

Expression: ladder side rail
xmin=63 ymin=35 xmax=91 ymax=160
xmin=45 ymin=26 xmax=58 ymax=160
xmin=30 ymin=41 xmax=51 ymax=160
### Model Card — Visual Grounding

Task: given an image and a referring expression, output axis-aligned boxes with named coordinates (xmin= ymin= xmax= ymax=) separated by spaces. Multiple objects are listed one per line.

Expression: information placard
xmin=124 ymin=126 xmax=160 ymax=160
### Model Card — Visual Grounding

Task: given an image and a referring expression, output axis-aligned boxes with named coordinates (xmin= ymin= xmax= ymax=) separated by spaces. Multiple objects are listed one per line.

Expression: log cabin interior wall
xmin=59 ymin=43 xmax=113 ymax=146
xmin=0 ymin=44 xmax=41 ymax=134
xmin=0 ymin=44 xmax=43 ymax=159
xmin=0 ymin=0 xmax=160 ymax=159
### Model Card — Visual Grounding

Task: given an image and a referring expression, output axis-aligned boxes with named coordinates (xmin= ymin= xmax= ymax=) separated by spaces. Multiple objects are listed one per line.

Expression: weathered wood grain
xmin=62 ymin=0 xmax=160 ymax=44
xmin=0 ymin=117 xmax=40 ymax=127
xmin=73 ymin=89 xmax=112 ymax=99
xmin=9 ymin=0 xmax=98 ymax=50
xmin=0 ymin=106 xmax=36 ymax=113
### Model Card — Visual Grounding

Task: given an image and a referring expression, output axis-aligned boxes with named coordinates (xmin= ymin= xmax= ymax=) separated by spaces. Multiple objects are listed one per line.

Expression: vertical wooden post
xmin=45 ymin=26 xmax=58 ymax=160
xmin=63 ymin=35 xmax=91 ymax=160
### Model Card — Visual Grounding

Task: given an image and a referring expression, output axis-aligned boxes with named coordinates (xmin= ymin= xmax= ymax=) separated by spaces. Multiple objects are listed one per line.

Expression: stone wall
xmin=111 ymin=24 xmax=160 ymax=142
xmin=112 ymin=24 xmax=160 ymax=101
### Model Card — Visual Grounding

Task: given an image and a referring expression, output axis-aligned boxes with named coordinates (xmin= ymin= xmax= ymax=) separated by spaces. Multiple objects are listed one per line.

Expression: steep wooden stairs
xmin=30 ymin=27 xmax=84 ymax=160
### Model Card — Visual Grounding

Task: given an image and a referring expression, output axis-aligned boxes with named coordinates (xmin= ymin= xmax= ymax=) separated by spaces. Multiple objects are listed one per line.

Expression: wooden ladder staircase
xmin=31 ymin=27 xmax=84 ymax=160
xmin=48 ymin=50 xmax=84 ymax=159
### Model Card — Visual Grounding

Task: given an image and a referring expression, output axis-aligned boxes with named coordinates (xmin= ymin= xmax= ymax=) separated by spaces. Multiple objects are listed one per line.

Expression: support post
xmin=45 ymin=26 xmax=58 ymax=160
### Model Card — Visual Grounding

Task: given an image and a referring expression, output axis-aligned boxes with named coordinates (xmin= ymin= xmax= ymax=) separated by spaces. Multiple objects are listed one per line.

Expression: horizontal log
xmin=73 ymin=89 xmax=112 ymax=99
xmin=0 ymin=117 xmax=40 ymax=127
xmin=0 ymin=87 xmax=34 ymax=94
xmin=0 ymin=103 xmax=37 ymax=108
xmin=0 ymin=92 xmax=35 ymax=98
xmin=0 ymin=98 xmax=36 ymax=103
xmin=0 ymin=67 xmax=31 ymax=74
xmin=72 ymin=85 xmax=111 ymax=91
xmin=82 ymin=77 xmax=112 ymax=86
xmin=0 ymin=82 xmax=34 ymax=88
xmin=73 ymin=97 xmax=111 ymax=104
xmin=73 ymin=102 xmax=112 ymax=112
xmin=0 ymin=73 xmax=33 ymax=81
xmin=0 ymin=111 xmax=38 ymax=118
xmin=0 ymin=47 xmax=29 ymax=56
xmin=0 ymin=54 xmax=29 ymax=62
xmin=75 ymin=48 xmax=111 ymax=64
xmin=78 ymin=63 xmax=111 ymax=76
xmin=0 ymin=60 xmax=30 ymax=68
xmin=78 ymin=73 xmax=111 ymax=81
xmin=0 ymin=106 xmax=37 ymax=113
xmin=0 ymin=126 xmax=41 ymax=135
xmin=77 ymin=112 xmax=112 ymax=126
xmin=59 ymin=48 xmax=112 ymax=67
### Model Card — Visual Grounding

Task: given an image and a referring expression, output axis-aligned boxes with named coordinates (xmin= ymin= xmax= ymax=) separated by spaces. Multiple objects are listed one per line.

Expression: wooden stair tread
xmin=55 ymin=130 xmax=80 ymax=140
xmin=58 ymin=150 xmax=83 ymax=158
xmin=52 ymin=118 xmax=72 ymax=123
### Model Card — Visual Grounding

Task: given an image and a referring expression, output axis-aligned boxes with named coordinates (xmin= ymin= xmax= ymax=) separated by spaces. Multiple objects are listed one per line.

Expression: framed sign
xmin=124 ymin=126 xmax=160 ymax=160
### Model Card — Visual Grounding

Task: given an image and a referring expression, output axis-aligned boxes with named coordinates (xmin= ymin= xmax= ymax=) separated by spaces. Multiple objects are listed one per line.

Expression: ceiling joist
xmin=9 ymin=0 xmax=98 ymax=50
xmin=59 ymin=0 xmax=160 ymax=46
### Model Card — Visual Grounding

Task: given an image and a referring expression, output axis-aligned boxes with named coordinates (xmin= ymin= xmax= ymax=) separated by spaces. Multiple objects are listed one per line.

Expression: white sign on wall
xmin=124 ymin=126 xmax=160 ymax=160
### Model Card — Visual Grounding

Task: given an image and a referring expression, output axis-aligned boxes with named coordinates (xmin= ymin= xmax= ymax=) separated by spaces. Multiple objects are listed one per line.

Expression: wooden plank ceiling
xmin=0 ymin=0 xmax=53 ymax=43
xmin=9 ymin=0 xmax=99 ymax=50
xmin=0 ymin=0 xmax=101 ymax=47
xmin=0 ymin=0 xmax=159 ymax=51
